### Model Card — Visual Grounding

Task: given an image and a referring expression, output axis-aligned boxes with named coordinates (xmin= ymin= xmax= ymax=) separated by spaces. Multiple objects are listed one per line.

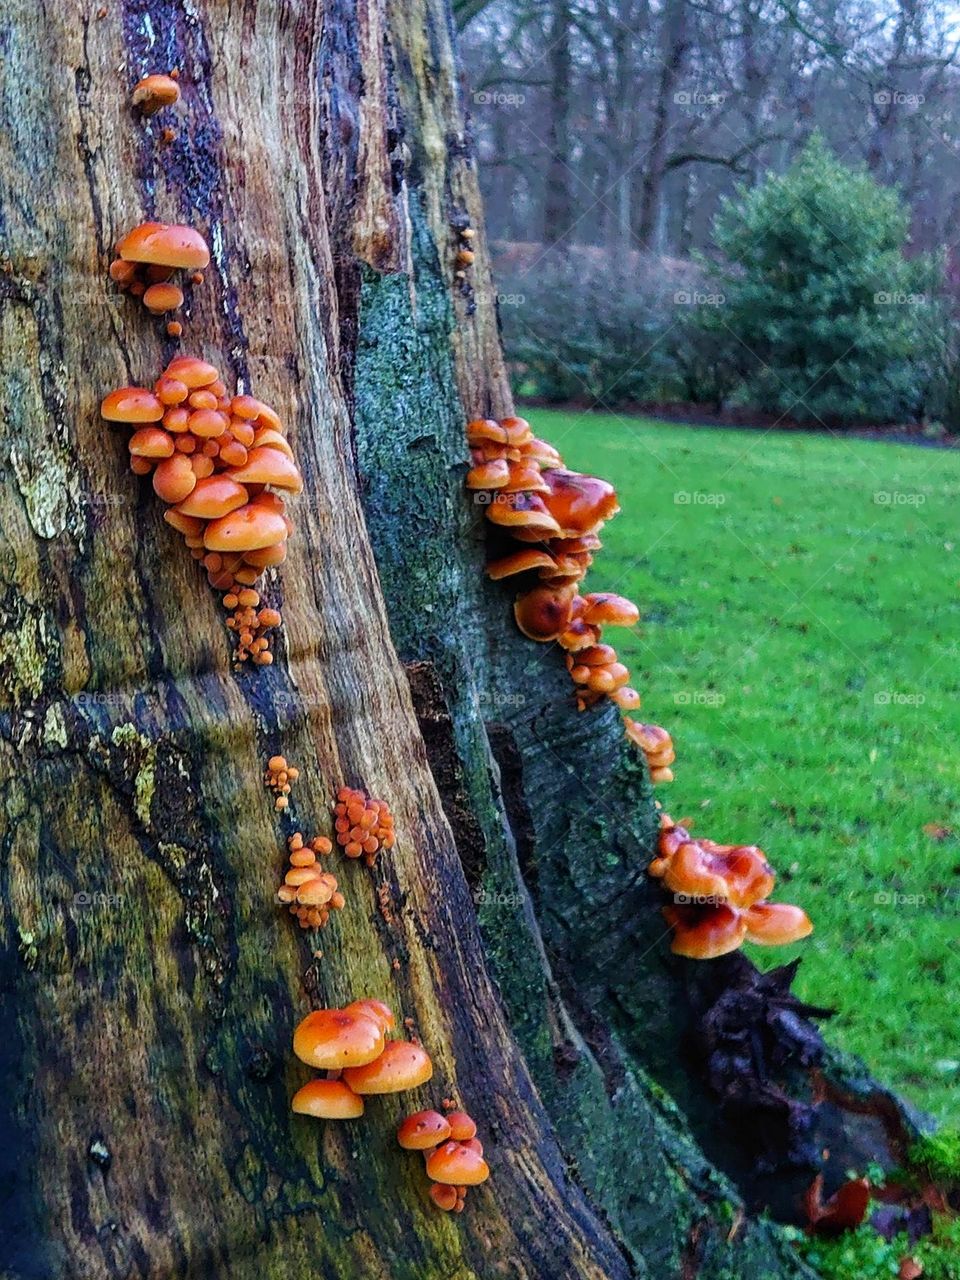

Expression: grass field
xmin=528 ymin=408 xmax=960 ymax=1124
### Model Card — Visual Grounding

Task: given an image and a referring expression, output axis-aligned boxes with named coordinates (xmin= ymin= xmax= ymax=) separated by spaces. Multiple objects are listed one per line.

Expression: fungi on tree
xmin=513 ymin=585 xmax=576 ymax=642
xmin=662 ymin=903 xmax=749 ymax=960
xmin=425 ymin=1140 xmax=490 ymax=1187
xmin=333 ymin=786 xmax=396 ymax=865
xmin=803 ymin=1174 xmax=871 ymax=1237
xmin=341 ymin=1039 xmax=433 ymax=1094
xmin=624 ymin=720 xmax=675 ymax=782
xmin=293 ymin=1008 xmax=386 ymax=1071
xmin=100 ymin=387 xmax=164 ymax=422
xmin=103 ymin=355 xmax=300 ymax=667
xmin=652 ymin=815 xmax=813 ymax=960
xmin=277 ymin=833 xmax=342 ymax=929
xmin=397 ymin=1110 xmax=452 ymax=1150
xmin=264 ymin=754 xmax=299 ymax=810
xmin=743 ymin=902 xmax=813 ymax=946
xmin=109 ymin=224 xmax=209 ymax=335
xmin=131 ymin=73 xmax=181 ymax=115
xmin=291 ymin=1078 xmax=365 ymax=1120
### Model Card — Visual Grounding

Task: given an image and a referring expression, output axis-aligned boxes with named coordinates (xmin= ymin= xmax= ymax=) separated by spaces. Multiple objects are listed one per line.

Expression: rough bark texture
xmin=0 ymin=2 xmax=924 ymax=1279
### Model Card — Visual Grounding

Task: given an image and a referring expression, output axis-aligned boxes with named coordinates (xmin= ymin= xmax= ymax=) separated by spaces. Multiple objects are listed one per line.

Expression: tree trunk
xmin=0 ymin=3 xmax=924 ymax=1279
xmin=636 ymin=0 xmax=688 ymax=251
xmin=542 ymin=0 xmax=574 ymax=246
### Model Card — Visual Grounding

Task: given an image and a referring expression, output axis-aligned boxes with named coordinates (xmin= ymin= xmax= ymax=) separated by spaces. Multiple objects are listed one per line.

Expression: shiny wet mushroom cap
xmin=292 ymin=1008 xmax=386 ymax=1071
xmin=118 ymin=222 xmax=210 ymax=271
xmin=291 ymin=1078 xmax=365 ymax=1120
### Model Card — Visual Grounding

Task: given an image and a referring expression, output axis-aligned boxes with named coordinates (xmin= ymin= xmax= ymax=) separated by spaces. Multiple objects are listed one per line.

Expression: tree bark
xmin=542 ymin=0 xmax=574 ymax=246
xmin=0 ymin=2 xmax=924 ymax=1279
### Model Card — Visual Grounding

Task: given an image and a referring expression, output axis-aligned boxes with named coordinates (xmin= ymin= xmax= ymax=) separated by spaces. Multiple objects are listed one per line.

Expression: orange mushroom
xmin=397 ymin=1110 xmax=452 ymax=1150
xmin=203 ymin=501 xmax=288 ymax=552
xmin=291 ymin=1078 xmax=365 ymax=1120
xmin=743 ymin=902 xmax=814 ymax=946
xmin=293 ymin=1008 xmax=386 ymax=1071
xmin=425 ymin=1140 xmax=490 ymax=1187
xmin=662 ymin=903 xmax=749 ymax=959
xmin=514 ymin=585 xmax=576 ymax=642
xmin=117 ymin=222 xmax=210 ymax=271
xmin=101 ymin=387 xmax=164 ymax=422
xmin=342 ymin=1039 xmax=433 ymax=1094
xmin=131 ymin=74 xmax=181 ymax=115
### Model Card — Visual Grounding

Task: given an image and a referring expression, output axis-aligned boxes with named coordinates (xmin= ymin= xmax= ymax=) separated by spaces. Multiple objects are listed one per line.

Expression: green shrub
xmin=700 ymin=133 xmax=940 ymax=426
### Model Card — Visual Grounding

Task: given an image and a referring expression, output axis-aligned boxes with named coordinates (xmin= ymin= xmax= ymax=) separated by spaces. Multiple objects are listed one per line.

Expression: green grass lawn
xmin=528 ymin=408 xmax=960 ymax=1124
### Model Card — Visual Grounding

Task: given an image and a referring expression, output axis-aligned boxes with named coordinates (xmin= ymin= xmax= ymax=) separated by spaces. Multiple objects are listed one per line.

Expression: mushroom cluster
xmin=650 ymin=813 xmax=813 ymax=959
xmin=291 ymin=1001 xmax=433 ymax=1120
xmin=131 ymin=72 xmax=180 ymax=116
xmin=624 ymin=721 xmax=676 ymax=784
xmin=454 ymin=226 xmax=476 ymax=280
xmin=277 ymin=833 xmax=343 ymax=930
xmin=101 ymin=356 xmax=301 ymax=667
xmin=334 ymin=786 xmax=396 ymax=865
xmin=398 ymin=1106 xmax=490 ymax=1213
xmin=466 ymin=417 xmax=676 ymax=769
xmin=108 ymin=222 xmax=209 ymax=336
xmin=265 ymin=754 xmax=299 ymax=810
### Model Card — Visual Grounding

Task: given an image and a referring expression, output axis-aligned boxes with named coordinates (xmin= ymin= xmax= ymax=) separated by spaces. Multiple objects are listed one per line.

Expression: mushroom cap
xmin=251 ymin=428 xmax=295 ymax=459
xmin=224 ymin=446 xmax=303 ymax=493
xmin=118 ymin=222 xmax=210 ymax=270
xmin=163 ymin=356 xmax=219 ymax=388
xmin=485 ymin=491 xmax=562 ymax=534
xmin=743 ymin=902 xmax=813 ymax=946
xmin=101 ymin=387 xmax=164 ymax=422
xmin=501 ymin=415 xmax=533 ymax=445
xmin=291 ymin=1078 xmax=365 ymax=1120
xmin=230 ymin=395 xmax=282 ymax=431
xmin=541 ymin=469 xmax=619 ymax=536
xmin=164 ymin=509 xmax=205 ymax=538
xmin=445 ymin=1111 xmax=477 ymax=1142
xmin=176 ymin=475 xmax=249 ymax=519
xmin=128 ymin=427 xmax=174 ymax=458
xmin=513 ymin=585 xmax=576 ymax=642
xmin=343 ymin=999 xmax=396 ymax=1032
xmin=243 ymin=542 xmax=287 ymax=567
xmin=466 ymin=458 xmax=511 ymax=490
xmin=486 ymin=549 xmax=556 ymax=580
xmin=425 ymin=1141 xmax=490 ymax=1187
xmin=611 ymin=686 xmax=641 ymax=710
xmin=662 ymin=904 xmax=748 ymax=959
xmin=466 ymin=418 xmax=507 ymax=445
xmin=581 ymin=592 xmax=639 ymax=627
xmin=203 ymin=501 xmax=288 ymax=552
xmin=500 ymin=464 xmax=550 ymax=494
xmin=342 ymin=1039 xmax=433 ymax=1095
xmin=397 ymin=1109 xmax=452 ymax=1150
xmin=522 ymin=436 xmax=564 ymax=468
xmin=143 ymin=282 xmax=184 ymax=314
xmin=152 ymin=454 xmax=197 ymax=504
xmin=131 ymin=74 xmax=181 ymax=113
xmin=293 ymin=1009 xmax=386 ymax=1070
xmin=296 ymin=873 xmax=337 ymax=907
xmin=662 ymin=839 xmax=775 ymax=910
